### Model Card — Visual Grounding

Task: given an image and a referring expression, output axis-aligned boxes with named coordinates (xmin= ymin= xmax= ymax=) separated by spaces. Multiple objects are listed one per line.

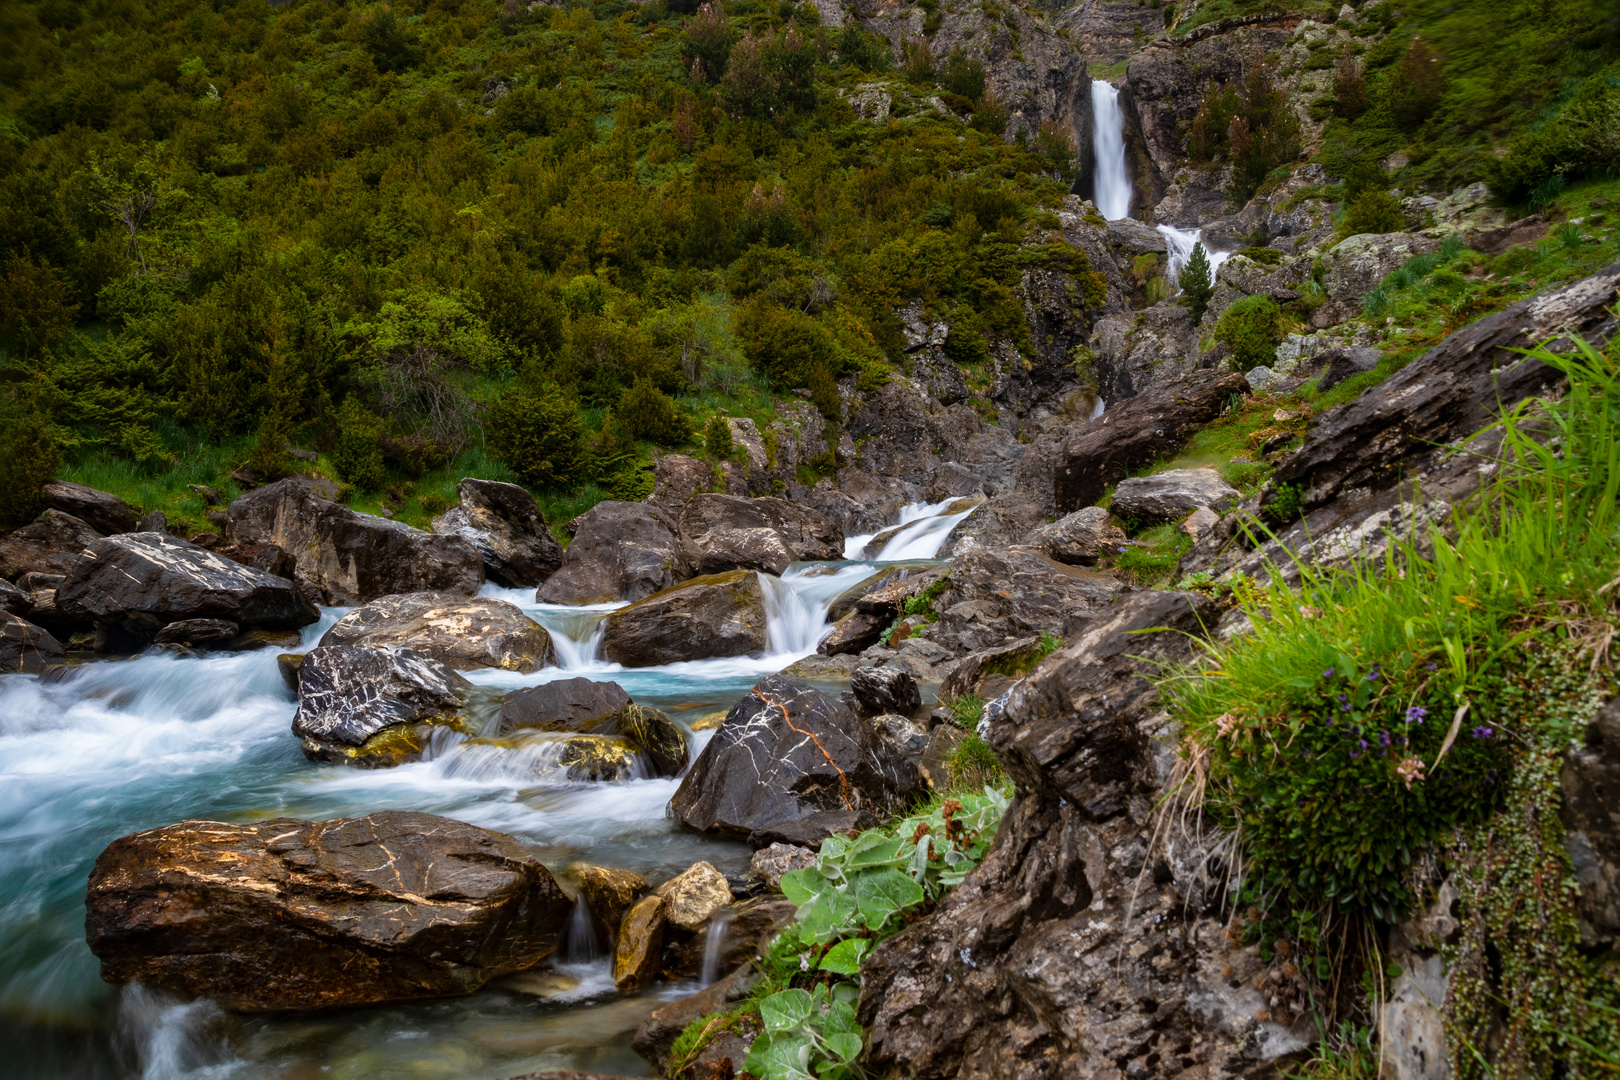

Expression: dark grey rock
xmin=0 ymin=611 xmax=65 ymax=673
xmin=745 ymin=809 xmax=879 ymax=852
xmin=0 ymin=509 xmax=101 ymax=580
xmin=850 ymin=666 xmax=921 ymax=718
xmin=1110 ymin=468 xmax=1240 ymax=523
xmin=39 ymin=480 xmax=137 ymax=535
xmin=600 ymin=570 xmax=768 ymax=667
xmin=431 ymin=478 xmax=563 ymax=589
xmin=291 ymin=645 xmax=472 ymax=766
xmin=670 ymin=675 xmax=918 ymax=838
xmin=1025 ymin=507 xmax=1125 ymax=565
xmin=152 ymin=619 xmax=240 ymax=648
xmin=1313 ymin=344 xmax=1383 ymax=391
xmin=499 ymin=677 xmax=632 ymax=735
xmin=0 ymin=577 xmax=33 ymax=615
xmin=537 ymin=501 xmax=688 ymax=605
xmin=677 ymin=494 xmax=843 ymax=576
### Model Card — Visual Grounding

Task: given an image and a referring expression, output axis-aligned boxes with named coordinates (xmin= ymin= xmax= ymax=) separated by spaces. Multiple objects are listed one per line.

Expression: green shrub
xmin=1341 ymin=188 xmax=1407 ymax=235
xmin=940 ymin=50 xmax=986 ymax=101
xmin=618 ymin=378 xmax=694 ymax=445
xmin=331 ymin=399 xmax=387 ymax=493
xmin=702 ymin=413 xmax=735 ymax=458
xmin=486 ymin=381 xmax=588 ymax=490
xmin=735 ymin=301 xmax=844 ymax=390
xmin=1388 ymin=36 xmax=1446 ymax=132
xmin=807 ymin=364 xmax=841 ymax=420
xmin=1236 ymin=246 xmax=1285 ymax=266
xmin=0 ymin=400 xmax=60 ymax=527
xmin=1213 ymin=295 xmax=1284 ymax=372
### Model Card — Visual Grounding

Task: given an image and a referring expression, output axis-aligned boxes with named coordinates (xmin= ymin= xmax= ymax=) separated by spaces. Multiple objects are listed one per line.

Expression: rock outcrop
xmin=291 ymin=645 xmax=472 ymax=766
xmin=319 ymin=592 xmax=553 ymax=673
xmin=225 ymin=479 xmax=483 ymax=605
xmin=431 ymin=478 xmax=564 ymax=588
xmin=1561 ymin=696 xmax=1620 ymax=948
xmin=55 ymin=532 xmax=317 ymax=646
xmin=1025 ymin=506 xmax=1125 ymax=565
xmin=670 ymin=674 xmax=918 ymax=837
xmin=599 ymin=570 xmax=768 ymax=667
xmin=39 ymin=480 xmax=137 ymax=536
xmin=1110 ymin=467 xmax=1240 ymax=522
xmin=0 ymin=509 xmax=103 ymax=580
xmin=850 ymin=666 xmax=921 ymax=718
xmin=677 ymin=494 xmax=843 ymax=576
xmin=85 ymin=811 xmax=572 ymax=1012
xmin=924 ymin=547 xmax=1121 ymax=656
xmin=536 ymin=501 xmax=687 ymax=605
xmin=0 ymin=610 xmax=64 ymax=673
xmin=1055 ymin=370 xmax=1249 ymax=513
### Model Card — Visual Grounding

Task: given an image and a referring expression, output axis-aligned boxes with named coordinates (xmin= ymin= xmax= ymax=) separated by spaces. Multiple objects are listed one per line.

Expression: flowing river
xmin=0 ymin=500 xmax=974 ymax=1080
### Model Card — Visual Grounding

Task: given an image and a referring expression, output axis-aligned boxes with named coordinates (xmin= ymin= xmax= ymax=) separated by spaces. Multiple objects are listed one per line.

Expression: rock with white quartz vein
xmin=669 ymin=674 xmax=918 ymax=837
xmin=292 ymin=644 xmax=472 ymax=767
xmin=319 ymin=592 xmax=553 ymax=673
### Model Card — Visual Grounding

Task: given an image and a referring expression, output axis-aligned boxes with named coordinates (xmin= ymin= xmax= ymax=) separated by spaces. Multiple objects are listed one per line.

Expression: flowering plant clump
xmin=1180 ymin=649 xmax=1511 ymax=925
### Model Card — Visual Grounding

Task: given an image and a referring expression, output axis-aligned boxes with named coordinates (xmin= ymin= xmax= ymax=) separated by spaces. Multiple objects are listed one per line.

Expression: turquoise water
xmin=0 ymin=505 xmax=969 ymax=1079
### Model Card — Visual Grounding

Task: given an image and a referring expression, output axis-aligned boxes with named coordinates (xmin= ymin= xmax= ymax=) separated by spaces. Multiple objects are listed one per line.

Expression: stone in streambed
xmin=84 ymin=810 xmax=573 ymax=1012
xmin=291 ymin=644 xmax=472 ymax=766
xmin=554 ymin=735 xmax=640 ymax=782
xmin=56 ymin=532 xmax=318 ymax=644
xmin=0 ymin=508 xmax=102 ymax=580
xmin=319 ymin=592 xmax=553 ymax=673
xmin=750 ymin=843 xmax=817 ymax=892
xmin=599 ymin=570 xmax=767 ymax=668
xmin=498 ymin=677 xmax=632 ymax=735
xmin=152 ymin=618 xmax=240 ymax=648
xmin=676 ymin=493 xmax=843 ymax=575
xmin=617 ymin=703 xmax=688 ymax=777
xmin=0 ymin=610 xmax=65 ymax=673
xmin=655 ymin=862 xmax=733 ymax=933
xmin=1026 ymin=506 xmax=1125 ymax=566
xmin=614 ymin=894 xmax=667 ymax=993
xmin=850 ymin=665 xmax=920 ymax=718
xmin=571 ymin=864 xmax=649 ymax=934
xmin=431 ymin=478 xmax=564 ymax=588
xmin=537 ymin=501 xmax=687 ymax=605
xmin=670 ymin=674 xmax=917 ymax=837
xmin=39 ymin=480 xmax=137 ymax=536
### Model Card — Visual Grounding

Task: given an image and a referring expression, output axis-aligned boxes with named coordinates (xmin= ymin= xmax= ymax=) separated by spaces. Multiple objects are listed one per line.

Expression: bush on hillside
xmin=1213 ymin=295 xmax=1284 ymax=372
xmin=331 ymin=398 xmax=387 ymax=493
xmin=1342 ymin=188 xmax=1407 ymax=236
xmin=0 ymin=400 xmax=60 ymax=527
xmin=618 ymin=378 xmax=695 ymax=445
xmin=734 ymin=300 xmax=848 ymax=389
xmin=486 ymin=381 xmax=587 ymax=490
xmin=1179 ymin=242 xmax=1215 ymax=322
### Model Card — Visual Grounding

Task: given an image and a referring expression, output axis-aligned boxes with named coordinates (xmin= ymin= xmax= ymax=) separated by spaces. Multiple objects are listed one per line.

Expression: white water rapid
xmin=1090 ymin=79 xmax=1133 ymax=221
xmin=1157 ymin=223 xmax=1232 ymax=295
xmin=0 ymin=497 xmax=977 ymax=1080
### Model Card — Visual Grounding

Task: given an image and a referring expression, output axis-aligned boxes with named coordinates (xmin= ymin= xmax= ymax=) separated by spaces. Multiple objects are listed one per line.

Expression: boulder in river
xmin=84 ymin=811 xmax=573 ymax=1012
xmin=225 ymin=478 xmax=483 ymax=605
xmin=319 ymin=592 xmax=553 ymax=673
xmin=599 ymin=570 xmax=768 ymax=668
xmin=55 ymin=532 xmax=318 ymax=645
xmin=850 ymin=665 xmax=920 ymax=718
xmin=39 ymin=480 xmax=137 ymax=536
xmin=655 ymin=861 xmax=733 ymax=933
xmin=614 ymin=894 xmax=667 ymax=993
xmin=618 ymin=703 xmax=689 ymax=777
xmin=151 ymin=618 xmax=241 ymax=649
xmin=1110 ymin=468 xmax=1240 ymax=523
xmin=499 ymin=677 xmax=632 ymax=735
xmin=572 ymin=864 xmax=649 ymax=933
xmin=677 ymin=494 xmax=843 ymax=576
xmin=536 ymin=501 xmax=688 ymax=605
xmin=432 ymin=478 xmax=564 ymax=588
xmin=0 ymin=610 xmax=65 ymax=673
xmin=292 ymin=644 xmax=472 ymax=766
xmin=0 ymin=577 xmax=32 ymax=616
xmin=670 ymin=674 xmax=918 ymax=837
xmin=0 ymin=508 xmax=102 ymax=580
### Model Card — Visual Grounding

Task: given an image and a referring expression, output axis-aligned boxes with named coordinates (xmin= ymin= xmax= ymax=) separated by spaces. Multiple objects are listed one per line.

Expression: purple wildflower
xmin=1323 ymin=668 xmax=1335 ymax=679
xmin=1425 ymin=662 xmax=1438 ymax=671
xmin=1378 ymin=730 xmax=1392 ymax=747
xmin=1350 ymin=739 xmax=1368 ymax=760
xmin=1471 ymin=726 xmax=1494 ymax=739
xmin=1406 ymin=706 xmax=1428 ymax=724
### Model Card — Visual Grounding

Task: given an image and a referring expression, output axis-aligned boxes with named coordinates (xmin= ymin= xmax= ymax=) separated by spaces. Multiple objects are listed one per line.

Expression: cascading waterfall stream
xmin=1158 ymin=224 xmax=1233 ymax=295
xmin=1090 ymin=80 xmax=1133 ymax=221
xmin=0 ymin=496 xmax=979 ymax=1080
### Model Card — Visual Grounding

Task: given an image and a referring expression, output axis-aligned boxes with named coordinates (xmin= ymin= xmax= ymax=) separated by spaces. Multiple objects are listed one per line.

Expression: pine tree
xmin=1180 ymin=242 xmax=1215 ymax=322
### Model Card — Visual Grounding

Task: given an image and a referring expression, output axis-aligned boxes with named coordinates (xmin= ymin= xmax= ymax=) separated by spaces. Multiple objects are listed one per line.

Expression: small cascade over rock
xmin=1090 ymin=80 xmax=1133 ymax=221
xmin=1158 ymin=224 xmax=1233 ymax=294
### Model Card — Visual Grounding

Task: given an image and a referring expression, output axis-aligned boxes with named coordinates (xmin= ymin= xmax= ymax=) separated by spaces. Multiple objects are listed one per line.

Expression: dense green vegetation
xmin=0 ymin=0 xmax=1101 ymax=528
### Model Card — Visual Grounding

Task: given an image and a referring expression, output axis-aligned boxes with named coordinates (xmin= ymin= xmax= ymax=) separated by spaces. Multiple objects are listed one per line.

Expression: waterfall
xmin=844 ymin=498 xmax=980 ymax=562
xmin=561 ymin=897 xmax=606 ymax=962
xmin=1090 ymin=80 xmax=1133 ymax=221
xmin=1157 ymin=224 xmax=1232 ymax=295
xmin=700 ymin=908 xmax=735 ymax=987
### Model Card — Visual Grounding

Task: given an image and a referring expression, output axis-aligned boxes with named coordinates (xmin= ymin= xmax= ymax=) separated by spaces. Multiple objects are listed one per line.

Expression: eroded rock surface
xmin=1025 ymin=506 xmax=1125 ymax=566
xmin=537 ymin=501 xmax=687 ymax=605
xmin=319 ymin=592 xmax=552 ymax=673
xmin=678 ymin=494 xmax=843 ymax=576
xmin=670 ymin=674 xmax=917 ymax=837
xmin=499 ymin=677 xmax=631 ymax=735
xmin=600 ymin=570 xmax=768 ymax=667
xmin=1111 ymin=467 xmax=1240 ymax=522
xmin=0 ymin=509 xmax=103 ymax=580
xmin=292 ymin=645 xmax=472 ymax=766
xmin=85 ymin=811 xmax=572 ymax=1012
xmin=431 ymin=478 xmax=564 ymax=588
xmin=0 ymin=611 xmax=64 ymax=673
xmin=39 ymin=480 xmax=137 ymax=536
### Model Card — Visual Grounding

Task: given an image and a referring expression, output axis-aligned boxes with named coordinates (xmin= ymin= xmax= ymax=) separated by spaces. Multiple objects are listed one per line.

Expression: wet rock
xmin=225 ymin=479 xmax=483 ymax=605
xmin=499 ymin=678 xmax=631 ymax=735
xmin=0 ymin=577 xmax=32 ymax=615
xmin=291 ymin=645 xmax=472 ymax=766
xmin=613 ymin=894 xmax=667 ymax=993
xmin=818 ymin=611 xmax=890 ymax=657
xmin=431 ymin=478 xmax=564 ymax=588
xmin=552 ymin=734 xmax=640 ymax=782
xmin=152 ymin=619 xmax=240 ymax=648
xmin=633 ymin=966 xmax=757 ymax=1073
xmin=746 ymin=809 xmax=877 ymax=851
xmin=826 ymin=564 xmax=937 ymax=622
xmin=927 ymin=547 xmax=1121 ymax=656
xmin=1267 ymin=261 xmax=1620 ymax=520
xmin=39 ymin=480 xmax=137 ymax=535
xmin=276 ymin=652 xmax=303 ymax=690
xmin=1055 ymin=370 xmax=1250 ymax=512
xmin=85 ymin=811 xmax=573 ymax=1012
xmin=871 ymin=713 xmax=930 ymax=755
xmin=618 ymin=703 xmax=688 ymax=777
xmin=572 ymin=864 xmax=649 ymax=934
xmin=1025 ymin=506 xmax=1125 ymax=566
xmin=599 ymin=570 xmax=768 ymax=668
xmin=0 ymin=610 xmax=65 ymax=673
xmin=537 ymin=501 xmax=687 ymax=605
xmin=1561 ymin=697 xmax=1620 ymax=948
xmin=677 ymin=493 xmax=843 ymax=576
xmin=319 ymin=592 xmax=553 ymax=673
xmin=749 ymin=843 xmax=817 ymax=891
xmin=655 ymin=861 xmax=733 ymax=933
xmin=670 ymin=674 xmax=917 ymax=837
xmin=850 ymin=665 xmax=920 ymax=718
xmin=56 ymin=532 xmax=318 ymax=643
xmin=1111 ymin=468 xmax=1240 ymax=523
xmin=0 ymin=508 xmax=101 ymax=580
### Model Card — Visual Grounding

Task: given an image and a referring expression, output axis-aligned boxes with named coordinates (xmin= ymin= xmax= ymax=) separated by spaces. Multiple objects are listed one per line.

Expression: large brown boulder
xmin=319 ymin=592 xmax=553 ymax=673
xmin=0 ymin=509 xmax=102 ymax=580
xmin=536 ymin=501 xmax=688 ymax=605
xmin=1054 ymin=369 xmax=1249 ymax=513
xmin=224 ymin=478 xmax=483 ymax=605
xmin=669 ymin=674 xmax=917 ymax=837
xmin=292 ymin=644 xmax=472 ymax=766
xmin=56 ymin=532 xmax=318 ymax=646
xmin=677 ymin=494 xmax=843 ymax=576
xmin=431 ymin=478 xmax=563 ymax=588
xmin=39 ymin=480 xmax=137 ymax=536
xmin=599 ymin=571 xmax=768 ymax=667
xmin=84 ymin=811 xmax=572 ymax=1012
xmin=0 ymin=610 xmax=64 ymax=673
